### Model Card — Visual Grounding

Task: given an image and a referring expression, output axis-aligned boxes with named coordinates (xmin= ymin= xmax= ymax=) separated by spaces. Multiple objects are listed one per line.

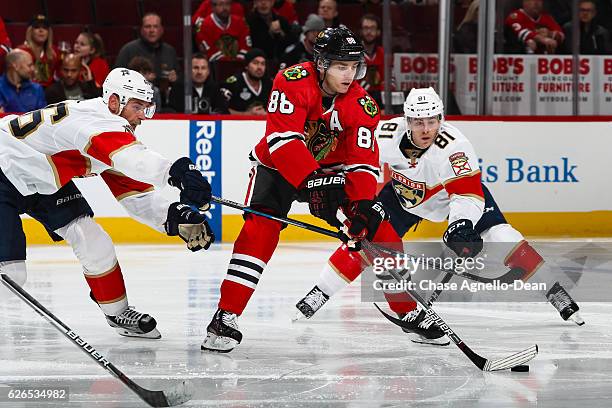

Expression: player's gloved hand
xmin=443 ymin=219 xmax=483 ymax=258
xmin=168 ymin=157 xmax=212 ymax=210
xmin=299 ymin=171 xmax=347 ymax=227
xmin=340 ymin=199 xmax=388 ymax=251
xmin=164 ymin=202 xmax=215 ymax=251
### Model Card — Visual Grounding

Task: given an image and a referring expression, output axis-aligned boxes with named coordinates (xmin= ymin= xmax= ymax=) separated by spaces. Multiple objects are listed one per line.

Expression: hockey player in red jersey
xmin=201 ymin=27 xmax=409 ymax=353
xmin=0 ymin=68 xmax=214 ymax=339
xmin=294 ymin=87 xmax=584 ymax=345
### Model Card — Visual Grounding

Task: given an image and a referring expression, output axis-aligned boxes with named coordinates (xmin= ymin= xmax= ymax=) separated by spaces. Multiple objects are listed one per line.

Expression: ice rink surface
xmin=1 ymin=242 xmax=611 ymax=407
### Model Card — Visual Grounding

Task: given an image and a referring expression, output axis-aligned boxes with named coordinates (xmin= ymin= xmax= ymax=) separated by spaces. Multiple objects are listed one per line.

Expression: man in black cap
xmin=220 ymin=48 xmax=272 ymax=115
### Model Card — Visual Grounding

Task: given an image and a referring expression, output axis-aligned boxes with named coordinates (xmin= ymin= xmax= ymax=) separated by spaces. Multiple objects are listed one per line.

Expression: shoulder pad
xmin=282 ymin=65 xmax=309 ymax=81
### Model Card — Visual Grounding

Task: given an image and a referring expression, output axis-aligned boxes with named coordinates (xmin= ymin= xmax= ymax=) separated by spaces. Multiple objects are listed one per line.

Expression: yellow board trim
xmin=21 ymin=211 xmax=612 ymax=245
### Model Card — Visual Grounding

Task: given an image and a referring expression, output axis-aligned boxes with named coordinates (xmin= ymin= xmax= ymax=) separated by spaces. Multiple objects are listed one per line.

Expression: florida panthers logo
xmin=217 ymin=34 xmax=239 ymax=58
xmin=391 ymin=171 xmax=425 ymax=208
xmin=304 ymin=119 xmax=339 ymax=161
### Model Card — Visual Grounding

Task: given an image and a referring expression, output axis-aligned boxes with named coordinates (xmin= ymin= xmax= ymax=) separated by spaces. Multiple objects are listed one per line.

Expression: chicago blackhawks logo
xmin=304 ymin=119 xmax=339 ymax=161
xmin=283 ymin=66 xmax=309 ymax=81
xmin=216 ymin=34 xmax=239 ymax=59
xmin=391 ymin=171 xmax=425 ymax=208
xmin=358 ymin=95 xmax=379 ymax=118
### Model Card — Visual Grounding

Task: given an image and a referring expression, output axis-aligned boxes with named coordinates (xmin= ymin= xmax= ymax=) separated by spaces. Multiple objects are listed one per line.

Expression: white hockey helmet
xmin=403 ymin=87 xmax=444 ymax=119
xmin=103 ymin=68 xmax=156 ymax=118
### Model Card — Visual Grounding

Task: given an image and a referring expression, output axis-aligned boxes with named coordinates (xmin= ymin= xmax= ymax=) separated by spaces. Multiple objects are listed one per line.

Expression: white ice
xmin=1 ymin=242 xmax=611 ymax=407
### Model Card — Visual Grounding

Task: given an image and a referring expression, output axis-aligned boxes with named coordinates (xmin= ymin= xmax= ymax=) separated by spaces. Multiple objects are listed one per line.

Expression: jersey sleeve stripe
xmin=45 ymin=156 xmax=61 ymax=189
xmin=343 ymin=163 xmax=380 ymax=178
xmin=266 ymin=131 xmax=306 ymax=154
xmin=444 ymin=172 xmax=484 ymax=198
xmin=100 ymin=170 xmax=155 ymax=201
xmin=84 ymin=131 xmax=138 ymax=166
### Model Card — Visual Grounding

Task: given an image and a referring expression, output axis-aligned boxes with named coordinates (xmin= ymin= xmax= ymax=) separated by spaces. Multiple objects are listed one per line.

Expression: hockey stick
xmin=0 ymin=273 xmax=193 ymax=407
xmin=211 ymin=195 xmax=517 ymax=285
xmin=362 ymin=242 xmax=538 ymax=371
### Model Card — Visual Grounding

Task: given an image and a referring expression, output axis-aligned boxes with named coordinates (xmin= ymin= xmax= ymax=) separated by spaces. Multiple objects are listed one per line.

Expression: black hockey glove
xmin=168 ymin=157 xmax=212 ymax=210
xmin=299 ymin=172 xmax=347 ymax=227
xmin=165 ymin=202 xmax=215 ymax=251
xmin=340 ymin=199 xmax=388 ymax=251
xmin=443 ymin=219 xmax=483 ymax=258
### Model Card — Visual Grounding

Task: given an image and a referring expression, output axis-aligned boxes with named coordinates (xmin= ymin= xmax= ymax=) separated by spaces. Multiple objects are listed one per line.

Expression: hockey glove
xmin=443 ymin=219 xmax=483 ymax=258
xmin=299 ymin=172 xmax=347 ymax=227
xmin=168 ymin=157 xmax=212 ymax=210
xmin=165 ymin=202 xmax=215 ymax=251
xmin=340 ymin=199 xmax=388 ymax=251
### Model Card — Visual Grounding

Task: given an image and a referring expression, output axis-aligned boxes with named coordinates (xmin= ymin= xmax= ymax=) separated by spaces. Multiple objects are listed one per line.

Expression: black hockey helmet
xmin=313 ymin=27 xmax=366 ymax=80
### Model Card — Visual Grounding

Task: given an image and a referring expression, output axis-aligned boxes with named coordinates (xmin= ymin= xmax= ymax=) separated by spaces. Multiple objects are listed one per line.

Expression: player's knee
xmin=61 ymin=216 xmax=117 ymax=273
xmin=0 ymin=260 xmax=27 ymax=286
xmin=481 ymin=223 xmax=524 ymax=243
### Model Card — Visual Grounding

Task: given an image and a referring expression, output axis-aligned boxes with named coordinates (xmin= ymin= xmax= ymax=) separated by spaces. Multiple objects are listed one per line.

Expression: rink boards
xmin=20 ymin=116 xmax=612 ymax=243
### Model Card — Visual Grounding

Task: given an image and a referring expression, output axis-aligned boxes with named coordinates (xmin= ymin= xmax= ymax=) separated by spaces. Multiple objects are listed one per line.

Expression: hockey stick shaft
xmin=0 ymin=274 xmax=190 ymax=407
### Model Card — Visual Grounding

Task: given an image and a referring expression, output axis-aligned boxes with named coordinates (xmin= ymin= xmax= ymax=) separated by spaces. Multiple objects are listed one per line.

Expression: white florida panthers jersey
xmin=376 ymin=116 xmax=485 ymax=225
xmin=0 ymin=98 xmax=173 ymax=231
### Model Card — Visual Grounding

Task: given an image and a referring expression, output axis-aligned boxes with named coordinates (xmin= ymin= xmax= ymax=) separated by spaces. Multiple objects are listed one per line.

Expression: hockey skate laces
xmin=114 ymin=307 xmax=142 ymax=325
xmin=221 ymin=312 xmax=239 ymax=329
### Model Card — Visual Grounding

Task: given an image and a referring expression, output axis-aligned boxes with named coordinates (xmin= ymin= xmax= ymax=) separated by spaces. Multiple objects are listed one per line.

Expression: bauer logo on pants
xmin=190 ymin=121 xmax=222 ymax=240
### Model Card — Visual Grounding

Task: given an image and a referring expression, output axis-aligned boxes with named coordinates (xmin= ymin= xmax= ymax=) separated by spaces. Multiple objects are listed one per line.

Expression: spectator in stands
xmin=504 ymin=0 xmax=565 ymax=54
xmin=193 ymin=0 xmax=246 ymax=35
xmin=318 ymin=0 xmax=341 ymax=29
xmin=0 ymin=16 xmax=12 ymax=76
xmin=562 ymin=0 xmax=611 ymax=55
xmin=597 ymin=0 xmax=612 ymax=33
xmin=0 ymin=49 xmax=46 ymax=113
xmin=220 ymin=48 xmax=271 ymax=115
xmin=18 ymin=15 xmax=60 ymax=88
xmin=73 ymin=32 xmax=110 ymax=88
xmin=359 ymin=14 xmax=384 ymax=106
xmin=454 ymin=0 xmax=479 ymax=53
xmin=127 ymin=56 xmax=163 ymax=110
xmin=196 ymin=0 xmax=252 ymax=61
xmin=248 ymin=0 xmax=298 ymax=66
xmin=280 ymin=14 xmax=325 ymax=70
xmin=168 ymin=53 xmax=228 ymax=114
xmin=114 ymin=13 xmax=179 ymax=87
xmin=274 ymin=0 xmax=299 ymax=26
xmin=44 ymin=53 xmax=100 ymax=104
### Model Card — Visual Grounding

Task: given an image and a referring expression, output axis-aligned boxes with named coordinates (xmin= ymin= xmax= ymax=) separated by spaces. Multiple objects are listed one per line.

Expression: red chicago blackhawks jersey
xmin=250 ymin=62 xmax=381 ymax=203
xmin=196 ymin=14 xmax=252 ymax=61
xmin=505 ymin=8 xmax=564 ymax=51
xmin=360 ymin=45 xmax=384 ymax=92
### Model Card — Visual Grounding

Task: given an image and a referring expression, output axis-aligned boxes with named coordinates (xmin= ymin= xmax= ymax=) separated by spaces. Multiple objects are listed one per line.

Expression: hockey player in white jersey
xmin=0 ymin=68 xmax=214 ymax=339
xmin=295 ymin=87 xmax=583 ymax=345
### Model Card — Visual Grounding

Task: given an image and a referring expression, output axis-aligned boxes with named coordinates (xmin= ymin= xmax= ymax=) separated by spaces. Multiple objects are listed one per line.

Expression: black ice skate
xmin=105 ymin=306 xmax=161 ymax=339
xmin=201 ymin=308 xmax=242 ymax=353
xmin=293 ymin=286 xmax=330 ymax=321
xmin=546 ymin=282 xmax=584 ymax=326
xmin=398 ymin=308 xmax=450 ymax=346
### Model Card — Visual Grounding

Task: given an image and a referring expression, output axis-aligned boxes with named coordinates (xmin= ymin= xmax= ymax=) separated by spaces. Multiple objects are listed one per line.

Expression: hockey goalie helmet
xmin=103 ymin=68 xmax=156 ymax=118
xmin=403 ymin=87 xmax=444 ymax=120
xmin=313 ymin=27 xmax=366 ymax=80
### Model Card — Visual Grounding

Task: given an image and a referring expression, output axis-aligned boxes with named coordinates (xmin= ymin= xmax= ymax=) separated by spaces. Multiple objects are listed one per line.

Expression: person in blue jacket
xmin=0 ymin=49 xmax=46 ymax=113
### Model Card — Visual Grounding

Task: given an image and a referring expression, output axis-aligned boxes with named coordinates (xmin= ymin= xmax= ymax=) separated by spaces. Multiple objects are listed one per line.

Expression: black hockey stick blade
xmin=0 ymin=274 xmax=194 ymax=407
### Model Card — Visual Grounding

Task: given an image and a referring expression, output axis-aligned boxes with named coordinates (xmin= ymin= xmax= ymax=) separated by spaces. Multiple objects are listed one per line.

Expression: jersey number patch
xmin=268 ymin=90 xmax=294 ymax=114
xmin=357 ymin=127 xmax=374 ymax=150
xmin=9 ymin=103 xmax=69 ymax=139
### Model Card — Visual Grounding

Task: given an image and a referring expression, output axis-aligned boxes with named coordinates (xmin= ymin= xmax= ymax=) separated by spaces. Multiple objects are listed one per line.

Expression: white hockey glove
xmin=164 ymin=202 xmax=214 ymax=251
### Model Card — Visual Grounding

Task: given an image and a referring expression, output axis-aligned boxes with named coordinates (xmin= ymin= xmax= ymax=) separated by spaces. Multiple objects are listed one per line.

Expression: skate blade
xmin=291 ymin=310 xmax=309 ymax=322
xmin=201 ymin=333 xmax=237 ymax=353
xmin=115 ymin=327 xmax=161 ymax=339
xmin=569 ymin=311 xmax=585 ymax=326
xmin=410 ymin=335 xmax=450 ymax=347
